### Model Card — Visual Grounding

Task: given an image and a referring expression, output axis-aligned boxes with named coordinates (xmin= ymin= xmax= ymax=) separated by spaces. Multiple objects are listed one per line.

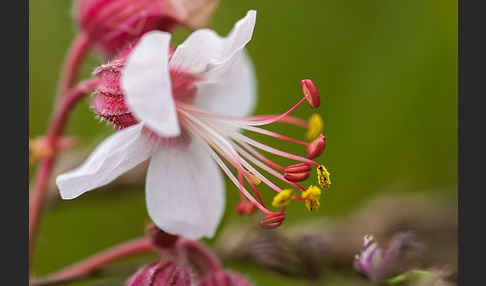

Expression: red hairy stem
xmin=55 ymin=33 xmax=91 ymax=105
xmin=177 ymin=238 xmax=222 ymax=272
xmin=39 ymin=238 xmax=153 ymax=282
xmin=29 ymin=79 xmax=99 ymax=267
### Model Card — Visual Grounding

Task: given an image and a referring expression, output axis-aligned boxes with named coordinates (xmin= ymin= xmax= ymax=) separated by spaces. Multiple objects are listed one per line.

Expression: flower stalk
xmin=55 ymin=33 xmax=92 ymax=106
xmin=38 ymin=237 xmax=153 ymax=282
xmin=29 ymin=78 xmax=99 ymax=265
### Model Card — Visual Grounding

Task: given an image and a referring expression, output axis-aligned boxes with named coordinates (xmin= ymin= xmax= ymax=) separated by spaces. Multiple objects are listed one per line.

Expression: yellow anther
xmin=272 ymin=189 xmax=294 ymax=208
xmin=302 ymin=185 xmax=322 ymax=211
xmin=248 ymin=173 xmax=262 ymax=185
xmin=306 ymin=113 xmax=323 ymax=141
xmin=317 ymin=165 xmax=331 ymax=189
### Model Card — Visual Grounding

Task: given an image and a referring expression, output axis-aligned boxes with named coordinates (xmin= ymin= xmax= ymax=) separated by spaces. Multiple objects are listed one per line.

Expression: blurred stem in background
xmin=29 ymin=78 xmax=99 ymax=269
xmin=55 ymin=33 xmax=91 ymax=106
xmin=34 ymin=237 xmax=152 ymax=285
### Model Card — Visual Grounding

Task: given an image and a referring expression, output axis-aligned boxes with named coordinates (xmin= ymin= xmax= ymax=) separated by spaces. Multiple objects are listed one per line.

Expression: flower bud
xmin=126 ymin=261 xmax=191 ymax=286
xmin=306 ymin=134 xmax=326 ymax=159
xmin=301 ymin=79 xmax=320 ymax=108
xmin=259 ymin=213 xmax=285 ymax=229
xmin=284 ymin=163 xmax=311 ymax=182
xmin=353 ymin=232 xmax=423 ymax=283
xmin=92 ymin=51 xmax=139 ymax=129
xmin=76 ymin=0 xmax=220 ymax=56
xmin=200 ymin=270 xmax=253 ymax=286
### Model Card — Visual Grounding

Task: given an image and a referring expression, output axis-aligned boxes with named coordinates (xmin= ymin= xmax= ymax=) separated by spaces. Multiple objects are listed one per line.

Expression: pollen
xmin=302 ymin=185 xmax=322 ymax=211
xmin=248 ymin=173 xmax=262 ymax=185
xmin=317 ymin=165 xmax=331 ymax=189
xmin=306 ymin=113 xmax=324 ymax=141
xmin=272 ymin=189 xmax=294 ymax=208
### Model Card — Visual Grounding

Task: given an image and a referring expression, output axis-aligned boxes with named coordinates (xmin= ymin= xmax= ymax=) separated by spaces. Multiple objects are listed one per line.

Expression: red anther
xmin=236 ymin=201 xmax=257 ymax=216
xmin=306 ymin=134 xmax=326 ymax=159
xmin=284 ymin=163 xmax=311 ymax=173
xmin=146 ymin=222 xmax=179 ymax=250
xmin=284 ymin=172 xmax=310 ymax=182
xmin=259 ymin=213 xmax=285 ymax=229
xmin=301 ymin=79 xmax=320 ymax=108
xmin=284 ymin=163 xmax=311 ymax=181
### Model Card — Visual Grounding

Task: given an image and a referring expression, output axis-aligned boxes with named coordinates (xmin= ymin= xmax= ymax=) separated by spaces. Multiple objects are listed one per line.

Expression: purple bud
xmin=200 ymin=270 xmax=253 ymax=286
xmin=353 ymin=232 xmax=423 ymax=283
xmin=125 ymin=261 xmax=191 ymax=286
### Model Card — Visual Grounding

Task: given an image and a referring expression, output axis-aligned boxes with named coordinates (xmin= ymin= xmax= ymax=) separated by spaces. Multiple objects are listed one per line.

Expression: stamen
xmin=236 ymin=124 xmax=309 ymax=146
xmin=316 ymin=165 xmax=331 ymax=189
xmin=259 ymin=213 xmax=286 ymax=229
xmin=306 ymin=134 xmax=326 ymax=159
xmin=181 ymin=112 xmax=277 ymax=214
xmin=247 ymin=173 xmax=262 ymax=185
xmin=173 ymin=78 xmax=328 ymax=225
xmin=302 ymin=185 xmax=322 ymax=211
xmin=238 ymin=143 xmax=285 ymax=171
xmin=201 ymin=135 xmax=279 ymax=216
xmin=272 ymin=189 xmax=294 ymax=208
xmin=247 ymin=115 xmax=309 ymax=128
xmin=236 ymin=200 xmax=257 ymax=215
xmin=284 ymin=163 xmax=311 ymax=182
xmin=244 ymin=172 xmax=265 ymax=206
xmin=306 ymin=113 xmax=324 ymax=141
xmin=245 ymin=97 xmax=308 ymax=126
xmin=177 ymin=102 xmax=309 ymax=129
xmin=234 ymin=143 xmax=307 ymax=192
xmin=231 ymin=132 xmax=320 ymax=167
xmin=301 ymin=79 xmax=320 ymax=108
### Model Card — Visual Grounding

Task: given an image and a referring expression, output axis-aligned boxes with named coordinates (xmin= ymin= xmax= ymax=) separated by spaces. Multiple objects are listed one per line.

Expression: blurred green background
xmin=30 ymin=0 xmax=457 ymax=285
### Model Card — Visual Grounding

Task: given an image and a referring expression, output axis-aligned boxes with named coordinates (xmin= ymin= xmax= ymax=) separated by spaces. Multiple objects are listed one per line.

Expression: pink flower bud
xmin=92 ymin=50 xmax=139 ymax=129
xmin=259 ymin=213 xmax=285 ymax=229
xmin=76 ymin=0 xmax=219 ymax=56
xmin=301 ymin=79 xmax=320 ymax=108
xmin=284 ymin=163 xmax=311 ymax=182
xmin=76 ymin=0 xmax=180 ymax=56
xmin=126 ymin=261 xmax=191 ymax=286
xmin=200 ymin=270 xmax=253 ymax=286
xmin=306 ymin=134 xmax=326 ymax=159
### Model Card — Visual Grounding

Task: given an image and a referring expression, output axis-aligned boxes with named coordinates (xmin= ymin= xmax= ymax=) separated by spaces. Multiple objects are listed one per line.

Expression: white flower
xmin=57 ymin=10 xmax=328 ymax=240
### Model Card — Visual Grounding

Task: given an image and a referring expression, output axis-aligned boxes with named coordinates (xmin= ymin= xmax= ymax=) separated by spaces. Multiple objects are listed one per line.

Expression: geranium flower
xmin=57 ymin=10 xmax=331 ymax=240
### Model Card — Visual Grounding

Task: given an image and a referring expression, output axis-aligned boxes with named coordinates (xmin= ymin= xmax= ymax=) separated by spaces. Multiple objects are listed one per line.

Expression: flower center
xmin=174 ymin=79 xmax=331 ymax=228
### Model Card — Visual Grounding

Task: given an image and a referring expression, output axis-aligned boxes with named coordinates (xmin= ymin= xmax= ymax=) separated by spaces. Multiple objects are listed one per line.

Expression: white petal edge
xmin=169 ymin=10 xmax=256 ymax=81
xmin=193 ymin=50 xmax=257 ymax=117
xmin=121 ymin=31 xmax=181 ymax=137
xmin=145 ymin=136 xmax=225 ymax=240
xmin=56 ymin=124 xmax=155 ymax=199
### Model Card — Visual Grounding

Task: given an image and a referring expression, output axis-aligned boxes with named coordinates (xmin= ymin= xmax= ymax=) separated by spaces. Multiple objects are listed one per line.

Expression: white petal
xmin=193 ymin=50 xmax=257 ymax=117
xmin=56 ymin=124 xmax=154 ymax=199
xmin=169 ymin=10 xmax=256 ymax=81
xmin=121 ymin=31 xmax=181 ymax=137
xmin=145 ymin=137 xmax=225 ymax=240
